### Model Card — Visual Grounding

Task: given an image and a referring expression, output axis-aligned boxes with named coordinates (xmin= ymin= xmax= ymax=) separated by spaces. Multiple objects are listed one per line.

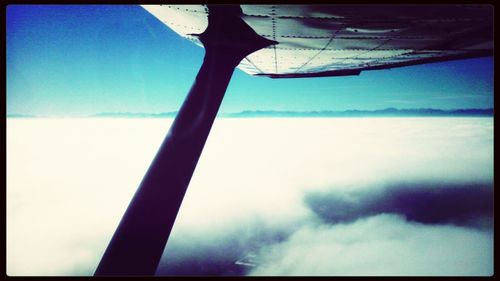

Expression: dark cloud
xmin=156 ymin=222 xmax=290 ymax=276
xmin=156 ymin=181 xmax=493 ymax=275
xmin=304 ymin=182 xmax=493 ymax=229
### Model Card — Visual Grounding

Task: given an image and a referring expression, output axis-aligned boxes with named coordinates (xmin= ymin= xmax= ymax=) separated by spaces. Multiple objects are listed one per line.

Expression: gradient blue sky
xmin=6 ymin=5 xmax=494 ymax=117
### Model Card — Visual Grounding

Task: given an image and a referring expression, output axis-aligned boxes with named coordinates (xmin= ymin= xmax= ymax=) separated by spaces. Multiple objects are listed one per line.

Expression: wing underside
xmin=142 ymin=4 xmax=493 ymax=78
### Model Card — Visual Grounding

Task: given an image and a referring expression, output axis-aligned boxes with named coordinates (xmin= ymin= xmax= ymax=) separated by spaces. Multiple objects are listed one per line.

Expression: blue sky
xmin=6 ymin=5 xmax=494 ymax=117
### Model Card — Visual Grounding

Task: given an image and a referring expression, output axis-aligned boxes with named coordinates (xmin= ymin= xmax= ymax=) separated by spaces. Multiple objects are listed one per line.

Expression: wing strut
xmin=94 ymin=5 xmax=276 ymax=276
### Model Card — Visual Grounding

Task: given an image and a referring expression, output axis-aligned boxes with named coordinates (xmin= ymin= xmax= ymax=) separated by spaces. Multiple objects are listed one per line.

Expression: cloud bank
xmin=6 ymin=118 xmax=493 ymax=276
xmin=304 ymin=182 xmax=493 ymax=229
xmin=249 ymin=214 xmax=493 ymax=276
xmin=156 ymin=181 xmax=493 ymax=276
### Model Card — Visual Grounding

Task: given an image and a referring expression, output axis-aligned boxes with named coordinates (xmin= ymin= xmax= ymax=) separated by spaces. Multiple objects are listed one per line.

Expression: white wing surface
xmin=142 ymin=5 xmax=493 ymax=78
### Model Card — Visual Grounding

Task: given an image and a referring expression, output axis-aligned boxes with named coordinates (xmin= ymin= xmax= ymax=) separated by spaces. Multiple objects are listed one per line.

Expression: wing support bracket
xmin=94 ymin=5 xmax=276 ymax=276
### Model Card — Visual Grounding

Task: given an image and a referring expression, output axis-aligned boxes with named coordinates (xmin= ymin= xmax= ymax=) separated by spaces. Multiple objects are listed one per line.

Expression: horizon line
xmin=6 ymin=107 xmax=494 ymax=118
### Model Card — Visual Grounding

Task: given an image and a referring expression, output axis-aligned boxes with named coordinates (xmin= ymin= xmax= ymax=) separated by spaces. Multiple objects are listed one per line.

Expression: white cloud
xmin=250 ymin=214 xmax=493 ymax=276
xmin=6 ymin=117 xmax=493 ymax=275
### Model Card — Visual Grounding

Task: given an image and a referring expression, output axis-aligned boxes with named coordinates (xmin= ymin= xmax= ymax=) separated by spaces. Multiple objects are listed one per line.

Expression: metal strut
xmin=94 ymin=5 xmax=276 ymax=276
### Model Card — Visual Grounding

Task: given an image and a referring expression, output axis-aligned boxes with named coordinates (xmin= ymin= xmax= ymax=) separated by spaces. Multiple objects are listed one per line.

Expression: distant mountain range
xmin=6 ymin=114 xmax=37 ymax=118
xmin=7 ymin=108 xmax=494 ymax=118
xmin=222 ymin=108 xmax=494 ymax=117
xmin=90 ymin=108 xmax=493 ymax=118
xmin=90 ymin=111 xmax=178 ymax=118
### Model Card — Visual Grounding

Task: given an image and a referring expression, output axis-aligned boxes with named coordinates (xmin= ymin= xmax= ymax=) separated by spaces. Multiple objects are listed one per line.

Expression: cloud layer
xmin=304 ymin=182 xmax=493 ymax=229
xmin=6 ymin=118 xmax=493 ymax=276
xmin=249 ymin=214 xmax=493 ymax=276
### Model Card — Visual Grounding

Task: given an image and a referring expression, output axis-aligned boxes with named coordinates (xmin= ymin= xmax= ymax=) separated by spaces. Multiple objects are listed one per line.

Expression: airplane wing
xmin=142 ymin=4 xmax=493 ymax=78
